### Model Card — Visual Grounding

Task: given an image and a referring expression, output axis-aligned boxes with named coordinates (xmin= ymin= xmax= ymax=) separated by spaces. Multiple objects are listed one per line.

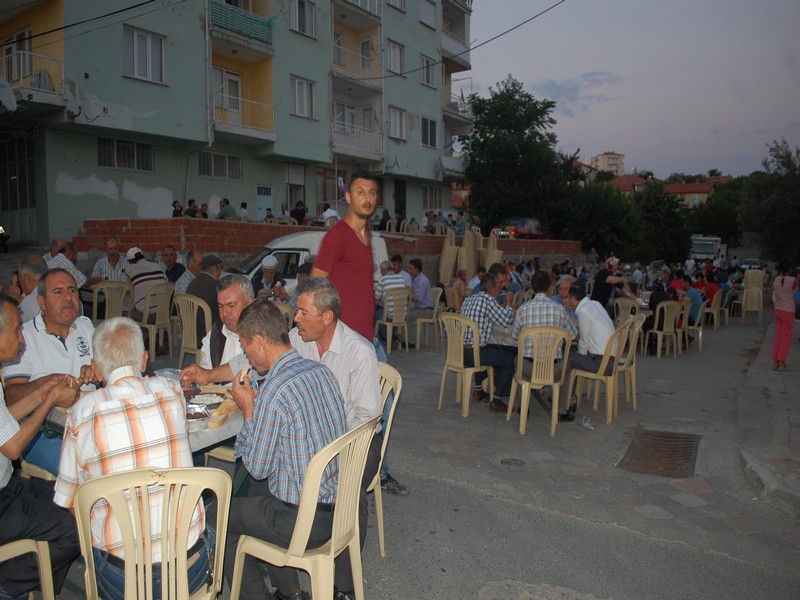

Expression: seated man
xmin=54 ymin=317 xmax=214 ymax=600
xmin=0 ymin=293 xmax=81 ymax=599
xmin=16 ymin=256 xmax=48 ymax=323
xmin=162 ymin=244 xmax=186 ymax=283
xmin=199 ymin=275 xmax=254 ymax=370
xmin=3 ymin=269 xmax=96 ymax=475
xmin=374 ymin=260 xmax=408 ymax=335
xmin=251 ymin=255 xmax=291 ymax=303
xmin=680 ymin=275 xmax=703 ymax=326
xmin=186 ymin=254 xmax=224 ymax=340
xmin=459 ymin=273 xmax=517 ymax=412
xmin=86 ymin=237 xmax=128 ymax=286
xmin=224 ymin=301 xmax=347 ymax=600
xmin=47 ymin=241 xmax=87 ymax=289
xmin=563 ymin=282 xmax=616 ymax=416
xmin=407 ymin=259 xmax=433 ymax=347
xmin=123 ymin=247 xmax=167 ymax=322
xmin=175 ymin=249 xmax=203 ymax=296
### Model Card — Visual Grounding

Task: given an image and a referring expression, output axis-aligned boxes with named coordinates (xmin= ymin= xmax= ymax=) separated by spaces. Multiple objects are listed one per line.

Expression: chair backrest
xmin=275 ymin=302 xmax=296 ymax=331
xmin=324 ymin=216 xmax=338 ymax=228
xmin=598 ymin=321 xmax=631 ymax=376
xmin=285 ymin=217 xmax=299 ymax=226
xmin=377 ymin=363 xmax=402 ymax=470
xmin=613 ymin=297 xmax=639 ymax=328
xmin=142 ymin=282 xmax=175 ymax=327
xmin=433 ymin=222 xmax=446 ymax=235
xmin=285 ymin=416 xmax=380 ymax=558
xmin=515 ymin=326 xmax=572 ymax=387
xmin=398 ymin=220 xmax=409 ymax=233
xmin=0 ymin=539 xmax=55 ymax=600
xmin=264 ymin=217 xmax=279 ymax=224
xmin=708 ymin=289 xmax=721 ymax=313
xmin=618 ymin=314 xmax=646 ymax=369
xmin=655 ymin=300 xmax=682 ymax=333
xmin=691 ymin=301 xmax=707 ymax=331
xmin=174 ymin=294 xmax=212 ymax=350
xmin=407 ymin=222 xmax=420 ymax=233
xmin=429 ymin=286 xmax=444 ymax=318
xmin=385 ymin=219 xmax=397 ymax=232
xmin=438 ymin=312 xmax=480 ymax=369
xmin=92 ymin=281 xmax=134 ymax=323
xmin=443 ymin=285 xmax=464 ymax=312
xmin=74 ymin=467 xmax=231 ymax=600
xmin=382 ymin=287 xmax=411 ymax=322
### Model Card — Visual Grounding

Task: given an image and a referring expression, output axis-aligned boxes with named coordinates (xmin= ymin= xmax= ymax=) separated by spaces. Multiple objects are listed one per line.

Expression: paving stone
xmin=671 ymin=493 xmax=709 ymax=507
xmin=633 ymin=504 xmax=675 ymax=519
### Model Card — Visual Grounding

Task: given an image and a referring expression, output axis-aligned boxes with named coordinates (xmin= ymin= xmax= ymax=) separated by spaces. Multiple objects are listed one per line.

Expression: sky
xmin=461 ymin=0 xmax=800 ymax=178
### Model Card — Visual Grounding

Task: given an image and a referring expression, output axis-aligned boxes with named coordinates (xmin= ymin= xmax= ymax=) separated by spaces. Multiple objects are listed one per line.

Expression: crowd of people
xmin=171 ymin=197 xmax=342 ymax=226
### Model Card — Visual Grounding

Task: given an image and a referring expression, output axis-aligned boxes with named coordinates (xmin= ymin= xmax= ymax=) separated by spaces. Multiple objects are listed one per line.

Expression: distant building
xmin=0 ymin=0 xmax=474 ymax=243
xmin=590 ymin=151 xmax=625 ymax=177
xmin=664 ymin=177 xmax=731 ymax=207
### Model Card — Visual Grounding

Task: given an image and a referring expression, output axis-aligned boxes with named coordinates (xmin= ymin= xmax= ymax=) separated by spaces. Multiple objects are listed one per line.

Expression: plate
xmin=186 ymin=404 xmax=209 ymax=432
xmin=190 ymin=393 xmax=225 ymax=410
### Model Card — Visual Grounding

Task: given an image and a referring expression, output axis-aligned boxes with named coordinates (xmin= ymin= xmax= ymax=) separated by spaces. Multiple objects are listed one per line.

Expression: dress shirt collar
xmin=107 ymin=365 xmax=144 ymax=385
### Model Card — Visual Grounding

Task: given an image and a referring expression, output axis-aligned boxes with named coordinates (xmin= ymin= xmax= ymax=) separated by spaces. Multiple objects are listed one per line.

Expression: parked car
xmin=740 ymin=258 xmax=762 ymax=270
xmin=227 ymin=230 xmax=389 ymax=295
xmin=496 ymin=217 xmax=550 ymax=240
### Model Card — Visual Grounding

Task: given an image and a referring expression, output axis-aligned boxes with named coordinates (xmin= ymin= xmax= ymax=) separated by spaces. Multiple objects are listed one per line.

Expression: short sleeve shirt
xmin=3 ymin=314 xmax=95 ymax=386
xmin=0 ymin=386 xmax=20 ymax=488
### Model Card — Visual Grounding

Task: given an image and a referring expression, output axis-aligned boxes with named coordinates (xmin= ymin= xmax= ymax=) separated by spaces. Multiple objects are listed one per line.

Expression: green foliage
xmin=595 ymin=170 xmax=615 ymax=182
xmin=459 ymin=76 xmax=563 ymax=231
xmin=633 ymin=181 xmax=690 ymax=262
xmin=687 ymin=178 xmax=745 ymax=246
xmin=741 ymin=139 xmax=800 ymax=263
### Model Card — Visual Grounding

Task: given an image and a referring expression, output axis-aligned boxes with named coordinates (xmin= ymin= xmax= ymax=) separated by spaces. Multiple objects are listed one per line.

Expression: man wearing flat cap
xmin=123 ymin=247 xmax=167 ymax=321
xmin=187 ymin=254 xmax=224 ymax=340
xmin=251 ymin=255 xmax=290 ymax=302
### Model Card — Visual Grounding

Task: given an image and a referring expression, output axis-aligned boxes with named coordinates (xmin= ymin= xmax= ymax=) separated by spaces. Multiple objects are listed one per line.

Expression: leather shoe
xmin=334 ymin=592 xmax=354 ymax=600
xmin=489 ymin=400 xmax=508 ymax=413
xmin=558 ymin=411 xmax=576 ymax=423
xmin=272 ymin=590 xmax=310 ymax=600
xmin=472 ymin=390 xmax=489 ymax=402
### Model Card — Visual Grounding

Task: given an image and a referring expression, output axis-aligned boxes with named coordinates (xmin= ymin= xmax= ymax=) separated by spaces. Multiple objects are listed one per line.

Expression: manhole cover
xmin=501 ymin=458 xmax=525 ymax=467
xmin=617 ymin=430 xmax=700 ymax=478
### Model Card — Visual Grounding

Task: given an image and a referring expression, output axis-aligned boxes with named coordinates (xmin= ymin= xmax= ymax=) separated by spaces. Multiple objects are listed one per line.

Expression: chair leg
xmin=228 ymin=538 xmax=249 ymax=600
xmin=550 ymin=384 xmax=559 ymax=437
xmin=605 ymin=378 xmax=614 ymax=424
xmin=461 ymin=370 xmax=471 ymax=417
xmin=385 ymin=326 xmax=393 ymax=355
xmin=438 ymin=369 xmax=450 ymax=410
xmin=518 ymin=384 xmax=529 ymax=435
xmin=375 ymin=485 xmax=386 ymax=557
xmin=506 ymin=380 xmax=518 ymax=421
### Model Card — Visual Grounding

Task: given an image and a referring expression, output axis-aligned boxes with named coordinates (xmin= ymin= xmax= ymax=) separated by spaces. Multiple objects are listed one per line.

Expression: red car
xmin=497 ymin=217 xmax=550 ymax=240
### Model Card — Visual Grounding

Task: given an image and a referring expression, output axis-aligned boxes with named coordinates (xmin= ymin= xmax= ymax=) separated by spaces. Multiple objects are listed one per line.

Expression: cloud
xmin=787 ymin=120 xmax=800 ymax=130
xmin=712 ymin=128 xmax=723 ymax=135
xmin=530 ymin=71 xmax=623 ymax=118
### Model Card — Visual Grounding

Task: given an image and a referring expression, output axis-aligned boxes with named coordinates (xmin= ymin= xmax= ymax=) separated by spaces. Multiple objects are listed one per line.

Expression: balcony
xmin=214 ymin=95 xmax=276 ymax=144
xmin=0 ymin=51 xmax=65 ymax=110
xmin=441 ymin=152 xmax=466 ymax=178
xmin=210 ymin=0 xmax=273 ymax=61
xmin=332 ymin=123 xmax=383 ymax=161
xmin=441 ymin=28 xmax=470 ymax=70
xmin=443 ymin=92 xmax=472 ymax=123
xmin=332 ymin=45 xmax=382 ymax=90
xmin=344 ymin=0 xmax=381 ymax=18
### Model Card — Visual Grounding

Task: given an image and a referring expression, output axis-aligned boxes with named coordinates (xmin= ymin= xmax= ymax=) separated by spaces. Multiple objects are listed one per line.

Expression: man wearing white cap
xmin=123 ymin=247 xmax=166 ymax=321
xmin=251 ymin=255 xmax=290 ymax=302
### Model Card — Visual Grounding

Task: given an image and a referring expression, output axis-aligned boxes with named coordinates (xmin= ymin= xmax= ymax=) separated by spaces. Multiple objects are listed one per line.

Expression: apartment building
xmin=590 ymin=151 xmax=625 ymax=178
xmin=0 ymin=0 xmax=473 ymax=244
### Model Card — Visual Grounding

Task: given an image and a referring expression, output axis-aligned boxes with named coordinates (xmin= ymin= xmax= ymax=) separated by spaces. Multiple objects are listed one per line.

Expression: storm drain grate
xmin=617 ymin=430 xmax=700 ymax=478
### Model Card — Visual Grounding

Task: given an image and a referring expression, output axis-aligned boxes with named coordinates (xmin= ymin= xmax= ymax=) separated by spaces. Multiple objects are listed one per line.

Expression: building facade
xmin=590 ymin=151 xmax=625 ymax=178
xmin=0 ymin=0 xmax=473 ymax=244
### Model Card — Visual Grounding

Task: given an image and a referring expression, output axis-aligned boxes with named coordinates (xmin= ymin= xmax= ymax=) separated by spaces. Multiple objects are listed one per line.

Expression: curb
xmin=740 ymin=450 xmax=800 ymax=522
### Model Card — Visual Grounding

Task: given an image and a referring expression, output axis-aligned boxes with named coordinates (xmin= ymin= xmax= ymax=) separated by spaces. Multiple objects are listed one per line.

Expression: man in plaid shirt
xmin=459 ymin=273 xmax=517 ymax=412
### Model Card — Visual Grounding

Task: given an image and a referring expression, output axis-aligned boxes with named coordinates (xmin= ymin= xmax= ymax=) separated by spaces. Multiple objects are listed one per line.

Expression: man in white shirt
xmin=46 ymin=242 xmax=87 ymax=288
xmin=86 ymin=237 xmax=128 ymax=286
xmin=563 ymin=281 xmax=616 ymax=415
xmin=175 ymin=249 xmax=204 ymax=296
xmin=123 ymin=247 xmax=167 ymax=320
xmin=199 ymin=275 xmax=254 ymax=370
xmin=17 ymin=256 xmax=48 ymax=322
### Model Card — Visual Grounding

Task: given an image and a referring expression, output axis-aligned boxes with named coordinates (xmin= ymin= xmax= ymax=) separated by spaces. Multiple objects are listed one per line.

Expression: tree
xmin=688 ymin=178 xmax=745 ymax=246
xmin=740 ymin=138 xmax=800 ymax=263
xmin=633 ymin=181 xmax=690 ymax=262
xmin=459 ymin=76 xmax=563 ymax=231
xmin=595 ymin=170 xmax=615 ymax=182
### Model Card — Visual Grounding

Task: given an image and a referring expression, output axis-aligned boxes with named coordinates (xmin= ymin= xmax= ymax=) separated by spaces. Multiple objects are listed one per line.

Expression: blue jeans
xmin=21 ymin=430 xmax=62 ymax=476
xmin=92 ymin=527 xmax=215 ymax=600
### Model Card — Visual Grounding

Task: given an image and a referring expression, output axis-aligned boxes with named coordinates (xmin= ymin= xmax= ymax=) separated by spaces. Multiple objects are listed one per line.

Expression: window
xmin=419 ymin=0 xmax=436 ymax=28
xmin=421 ymin=117 xmax=437 ymax=148
xmin=388 ymin=106 xmax=407 ymax=140
xmin=290 ymin=0 xmax=315 ymax=37
xmin=287 ymin=163 xmax=305 ymax=207
xmin=387 ymin=40 xmax=404 ymax=74
xmin=420 ymin=54 xmax=435 ymax=87
xmin=123 ymin=26 xmax=164 ymax=83
xmin=333 ymin=102 xmax=356 ymax=133
xmin=2 ymin=29 xmax=32 ymax=82
xmin=387 ymin=0 xmax=405 ymax=11
xmin=199 ymin=151 xmax=242 ymax=180
xmin=97 ymin=138 xmax=153 ymax=171
xmin=422 ymin=184 xmax=441 ymax=211
xmin=291 ymin=76 xmax=315 ymax=118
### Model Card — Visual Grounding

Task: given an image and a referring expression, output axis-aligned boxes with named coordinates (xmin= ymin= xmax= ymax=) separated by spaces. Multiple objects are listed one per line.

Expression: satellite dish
xmin=0 ymin=76 xmax=17 ymax=112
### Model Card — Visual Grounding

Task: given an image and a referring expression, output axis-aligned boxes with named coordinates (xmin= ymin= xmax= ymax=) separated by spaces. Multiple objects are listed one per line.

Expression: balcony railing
xmin=0 ymin=51 xmax=63 ymax=94
xmin=443 ymin=92 xmax=472 ymax=119
xmin=332 ymin=45 xmax=382 ymax=88
xmin=345 ymin=0 xmax=381 ymax=17
xmin=214 ymin=95 xmax=275 ymax=133
xmin=332 ymin=123 xmax=383 ymax=161
xmin=210 ymin=0 xmax=273 ymax=46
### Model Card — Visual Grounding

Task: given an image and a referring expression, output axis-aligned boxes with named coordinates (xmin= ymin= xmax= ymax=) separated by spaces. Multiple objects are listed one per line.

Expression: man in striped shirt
xmin=54 ymin=317 xmax=212 ymax=599
xmin=123 ymin=247 xmax=166 ymax=321
xmin=86 ymin=238 xmax=128 ymax=286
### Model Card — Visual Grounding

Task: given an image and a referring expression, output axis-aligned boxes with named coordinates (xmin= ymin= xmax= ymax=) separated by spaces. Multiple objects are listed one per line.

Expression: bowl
xmin=154 ymin=368 xmax=182 ymax=382
xmin=186 ymin=404 xmax=209 ymax=432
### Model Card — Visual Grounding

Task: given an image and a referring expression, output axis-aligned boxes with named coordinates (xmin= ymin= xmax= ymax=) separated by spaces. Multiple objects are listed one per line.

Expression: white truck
xmin=690 ymin=234 xmax=726 ymax=261
xmin=228 ymin=230 xmax=389 ymax=295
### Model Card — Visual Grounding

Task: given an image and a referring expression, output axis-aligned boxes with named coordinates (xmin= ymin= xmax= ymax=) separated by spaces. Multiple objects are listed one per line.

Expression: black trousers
xmin=0 ymin=476 xmax=80 ymax=599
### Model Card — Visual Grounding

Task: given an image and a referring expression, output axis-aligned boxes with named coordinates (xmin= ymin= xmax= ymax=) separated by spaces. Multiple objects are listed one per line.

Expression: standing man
xmin=3 ymin=270 xmax=97 ymax=474
xmin=183 ymin=198 xmax=199 ymax=218
xmin=455 ymin=211 xmax=468 ymax=236
xmin=216 ymin=198 xmax=236 ymax=220
xmin=312 ymin=172 xmax=379 ymax=342
xmin=86 ymin=237 xmax=128 ymax=285
xmin=563 ymin=282 xmax=616 ymax=415
xmin=407 ymin=259 xmax=433 ymax=348
xmin=224 ymin=301 xmax=347 ymax=600
xmin=0 ymin=293 xmax=81 ymax=599
xmin=459 ymin=274 xmax=517 ymax=412
xmin=186 ymin=254 xmax=224 ymax=339
xmin=236 ymin=202 xmax=250 ymax=221
xmin=162 ymin=244 xmax=186 ymax=283
xmin=590 ymin=256 xmax=625 ymax=313
xmin=199 ymin=203 xmax=209 ymax=218
xmin=123 ymin=247 xmax=167 ymax=322
xmin=175 ymin=249 xmax=204 ymax=296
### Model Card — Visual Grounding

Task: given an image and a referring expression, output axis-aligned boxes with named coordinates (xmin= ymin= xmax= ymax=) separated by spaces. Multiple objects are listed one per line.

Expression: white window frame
xmin=199 ymin=150 xmax=242 ymax=180
xmin=421 ymin=117 xmax=437 ymax=149
xmin=97 ymin=138 xmax=153 ymax=172
xmin=2 ymin=29 xmax=32 ymax=82
xmin=420 ymin=54 xmax=435 ymax=87
xmin=388 ymin=106 xmax=407 ymax=140
xmin=290 ymin=0 xmax=316 ymax=37
xmin=123 ymin=26 xmax=164 ymax=83
xmin=291 ymin=76 xmax=315 ymax=118
xmin=387 ymin=0 xmax=405 ymax=11
xmin=419 ymin=0 xmax=436 ymax=29
xmin=387 ymin=40 xmax=405 ymax=74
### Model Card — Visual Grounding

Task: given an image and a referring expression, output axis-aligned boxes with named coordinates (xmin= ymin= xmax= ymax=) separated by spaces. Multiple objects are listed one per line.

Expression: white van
xmin=228 ymin=230 xmax=389 ymax=295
